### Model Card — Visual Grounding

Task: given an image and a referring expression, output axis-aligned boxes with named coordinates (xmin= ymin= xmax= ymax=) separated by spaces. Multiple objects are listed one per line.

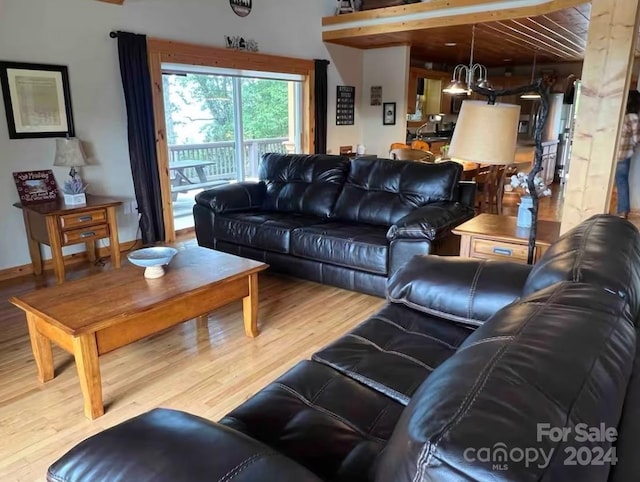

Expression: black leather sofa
xmin=47 ymin=214 xmax=640 ymax=482
xmin=193 ymin=153 xmax=475 ymax=297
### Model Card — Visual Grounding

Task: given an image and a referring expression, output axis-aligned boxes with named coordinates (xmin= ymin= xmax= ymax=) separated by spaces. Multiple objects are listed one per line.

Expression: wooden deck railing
xmin=169 ymin=137 xmax=289 ymax=183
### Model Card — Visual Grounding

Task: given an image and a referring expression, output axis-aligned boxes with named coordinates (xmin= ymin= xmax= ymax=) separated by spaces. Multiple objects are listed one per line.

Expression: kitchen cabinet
xmin=407 ymin=67 xmax=451 ymax=119
xmin=540 ymin=140 xmax=559 ymax=186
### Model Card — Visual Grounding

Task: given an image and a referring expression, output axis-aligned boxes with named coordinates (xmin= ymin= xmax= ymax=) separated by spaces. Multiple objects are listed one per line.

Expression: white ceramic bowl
xmin=127 ymin=247 xmax=178 ymax=278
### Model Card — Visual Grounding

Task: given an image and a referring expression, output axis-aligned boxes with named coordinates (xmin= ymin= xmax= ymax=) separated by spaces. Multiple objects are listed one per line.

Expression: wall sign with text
xmin=230 ymin=0 xmax=252 ymax=17
xmin=224 ymin=36 xmax=259 ymax=52
xmin=336 ymin=85 xmax=355 ymax=126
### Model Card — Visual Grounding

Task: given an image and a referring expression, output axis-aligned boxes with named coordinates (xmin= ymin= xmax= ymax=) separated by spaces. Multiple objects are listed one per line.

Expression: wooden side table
xmin=452 ymin=213 xmax=561 ymax=264
xmin=14 ymin=195 xmax=123 ymax=283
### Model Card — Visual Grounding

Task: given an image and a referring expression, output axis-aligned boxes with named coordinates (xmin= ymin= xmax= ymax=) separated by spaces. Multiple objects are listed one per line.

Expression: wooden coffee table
xmin=9 ymin=247 xmax=268 ymax=420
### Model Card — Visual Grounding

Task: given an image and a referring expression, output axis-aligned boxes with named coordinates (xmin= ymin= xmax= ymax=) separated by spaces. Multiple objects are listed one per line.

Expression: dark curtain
xmin=314 ymin=59 xmax=329 ymax=154
xmin=116 ymin=31 xmax=165 ymax=244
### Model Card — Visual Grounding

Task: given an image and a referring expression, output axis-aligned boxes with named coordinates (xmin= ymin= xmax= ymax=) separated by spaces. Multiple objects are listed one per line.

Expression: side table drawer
xmin=472 ymin=238 xmax=529 ymax=263
xmin=60 ymin=209 xmax=107 ymax=229
xmin=62 ymin=225 xmax=110 ymax=245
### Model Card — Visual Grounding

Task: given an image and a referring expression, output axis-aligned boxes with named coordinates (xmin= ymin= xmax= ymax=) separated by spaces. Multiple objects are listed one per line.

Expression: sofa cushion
xmin=374 ymin=282 xmax=636 ymax=482
xmin=523 ymin=214 xmax=640 ymax=319
xmin=214 ymin=212 xmax=325 ymax=254
xmin=291 ymin=222 xmax=389 ymax=275
xmin=387 ymin=255 xmax=532 ymax=327
xmin=47 ymin=408 xmax=322 ymax=482
xmin=332 ymin=158 xmax=462 ymax=226
xmin=313 ymin=303 xmax=473 ymax=405
xmin=260 ymin=153 xmax=351 ymax=218
xmin=220 ymin=360 xmax=404 ymax=482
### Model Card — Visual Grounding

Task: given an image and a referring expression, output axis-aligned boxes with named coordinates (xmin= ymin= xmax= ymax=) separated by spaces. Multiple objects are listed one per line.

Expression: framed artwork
xmin=370 ymin=85 xmax=382 ymax=106
xmin=383 ymin=102 xmax=396 ymax=125
xmin=336 ymin=85 xmax=355 ymax=125
xmin=13 ymin=170 xmax=59 ymax=204
xmin=230 ymin=0 xmax=252 ymax=17
xmin=0 ymin=61 xmax=75 ymax=139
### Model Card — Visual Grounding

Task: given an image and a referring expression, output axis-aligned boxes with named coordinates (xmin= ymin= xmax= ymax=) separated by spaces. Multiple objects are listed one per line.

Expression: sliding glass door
xmin=162 ymin=67 xmax=303 ymax=231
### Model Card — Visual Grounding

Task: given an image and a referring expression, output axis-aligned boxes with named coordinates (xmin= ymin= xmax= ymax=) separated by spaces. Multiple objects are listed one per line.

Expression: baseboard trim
xmin=0 ymin=239 xmax=142 ymax=283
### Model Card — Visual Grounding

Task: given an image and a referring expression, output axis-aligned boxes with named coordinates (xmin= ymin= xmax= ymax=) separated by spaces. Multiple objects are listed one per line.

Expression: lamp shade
xmin=448 ymin=100 xmax=520 ymax=165
xmin=54 ymin=138 xmax=87 ymax=167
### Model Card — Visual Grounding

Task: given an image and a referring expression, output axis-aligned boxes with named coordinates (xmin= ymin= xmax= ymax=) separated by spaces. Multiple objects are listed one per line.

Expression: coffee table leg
xmin=26 ymin=313 xmax=54 ymax=383
xmin=72 ymin=334 xmax=104 ymax=419
xmin=242 ymin=273 xmax=259 ymax=337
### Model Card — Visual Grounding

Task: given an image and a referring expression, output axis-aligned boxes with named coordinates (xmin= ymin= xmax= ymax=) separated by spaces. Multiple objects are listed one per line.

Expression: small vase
xmin=517 ymin=195 xmax=533 ymax=228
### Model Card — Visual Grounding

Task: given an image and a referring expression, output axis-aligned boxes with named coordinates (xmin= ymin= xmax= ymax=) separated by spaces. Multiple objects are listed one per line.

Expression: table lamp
xmin=54 ymin=138 xmax=87 ymax=181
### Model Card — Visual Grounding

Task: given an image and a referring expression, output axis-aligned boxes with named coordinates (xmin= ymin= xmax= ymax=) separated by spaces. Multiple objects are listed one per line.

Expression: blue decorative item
xmin=517 ymin=195 xmax=533 ymax=228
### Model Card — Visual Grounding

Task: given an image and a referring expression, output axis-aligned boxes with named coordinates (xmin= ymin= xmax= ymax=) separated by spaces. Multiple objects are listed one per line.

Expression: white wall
xmin=360 ymin=46 xmax=410 ymax=157
xmin=0 ymin=0 xmax=364 ymax=270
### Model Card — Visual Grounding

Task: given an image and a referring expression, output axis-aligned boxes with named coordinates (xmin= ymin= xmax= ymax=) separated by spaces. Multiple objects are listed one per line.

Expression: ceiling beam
xmin=322 ymin=0 xmax=587 ymax=42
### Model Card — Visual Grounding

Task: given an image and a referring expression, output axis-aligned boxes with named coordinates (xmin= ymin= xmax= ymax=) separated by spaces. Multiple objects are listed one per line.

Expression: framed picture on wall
xmin=0 ymin=61 xmax=75 ymax=139
xmin=383 ymin=102 xmax=396 ymax=125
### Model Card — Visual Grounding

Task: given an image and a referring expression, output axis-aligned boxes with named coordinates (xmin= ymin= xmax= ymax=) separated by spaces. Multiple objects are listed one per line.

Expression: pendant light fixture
xmin=443 ymin=25 xmax=491 ymax=96
xmin=521 ymin=50 xmax=541 ymax=100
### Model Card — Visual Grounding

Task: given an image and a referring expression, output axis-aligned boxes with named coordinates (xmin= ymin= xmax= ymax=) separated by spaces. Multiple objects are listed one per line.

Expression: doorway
xmin=162 ymin=67 xmax=304 ymax=231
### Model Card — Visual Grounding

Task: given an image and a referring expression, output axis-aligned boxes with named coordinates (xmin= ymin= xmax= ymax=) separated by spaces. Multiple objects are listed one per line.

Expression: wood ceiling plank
xmin=324 ymin=0 xmax=600 ymax=66
xmin=480 ymin=23 xmax=569 ymax=60
xmin=322 ymin=0 xmax=500 ymax=26
xmin=534 ymin=15 xmax=587 ymax=50
xmin=323 ymin=0 xmax=588 ymax=41
xmin=507 ymin=18 xmax=583 ymax=56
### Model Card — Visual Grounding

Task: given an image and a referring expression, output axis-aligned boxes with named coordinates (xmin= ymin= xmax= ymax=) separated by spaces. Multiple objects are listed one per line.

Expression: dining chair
xmin=411 ymin=139 xmax=431 ymax=152
xmin=389 ymin=142 xmax=410 ymax=151
xmin=475 ymin=164 xmax=508 ymax=214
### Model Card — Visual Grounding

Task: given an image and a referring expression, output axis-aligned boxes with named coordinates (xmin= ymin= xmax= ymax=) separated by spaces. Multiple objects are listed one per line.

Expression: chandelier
xmin=443 ymin=25 xmax=491 ymax=95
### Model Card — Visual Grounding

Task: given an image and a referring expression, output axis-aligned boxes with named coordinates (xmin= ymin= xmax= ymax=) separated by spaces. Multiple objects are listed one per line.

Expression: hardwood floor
xmin=0 ymin=258 xmax=384 ymax=481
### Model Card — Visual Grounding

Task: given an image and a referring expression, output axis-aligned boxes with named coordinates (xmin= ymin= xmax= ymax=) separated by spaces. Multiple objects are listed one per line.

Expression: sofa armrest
xmin=195 ymin=181 xmax=266 ymax=213
xmin=386 ymin=202 xmax=475 ymax=242
xmin=47 ymin=408 xmax=322 ymax=482
xmin=457 ymin=180 xmax=477 ymax=207
xmin=387 ymin=255 xmax=532 ymax=327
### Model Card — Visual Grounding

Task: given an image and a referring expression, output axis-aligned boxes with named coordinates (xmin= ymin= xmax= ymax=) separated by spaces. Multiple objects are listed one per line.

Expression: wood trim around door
xmin=147 ymin=38 xmax=316 ymax=243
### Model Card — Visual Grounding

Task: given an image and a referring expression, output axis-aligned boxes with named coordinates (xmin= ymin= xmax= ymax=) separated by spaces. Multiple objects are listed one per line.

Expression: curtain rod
xmin=109 ymin=31 xmax=118 ymax=38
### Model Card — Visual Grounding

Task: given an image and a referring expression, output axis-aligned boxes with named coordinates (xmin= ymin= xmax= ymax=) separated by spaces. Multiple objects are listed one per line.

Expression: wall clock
xmin=230 ymin=0 xmax=252 ymax=17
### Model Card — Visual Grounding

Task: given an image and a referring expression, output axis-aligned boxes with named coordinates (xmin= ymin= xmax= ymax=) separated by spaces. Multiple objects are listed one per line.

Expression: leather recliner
xmin=193 ymin=153 xmax=476 ymax=296
xmin=47 ymin=215 xmax=640 ymax=482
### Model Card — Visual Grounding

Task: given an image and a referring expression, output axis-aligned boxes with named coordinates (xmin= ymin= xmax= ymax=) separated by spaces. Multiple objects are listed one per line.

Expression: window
xmin=162 ymin=65 xmax=304 ymax=231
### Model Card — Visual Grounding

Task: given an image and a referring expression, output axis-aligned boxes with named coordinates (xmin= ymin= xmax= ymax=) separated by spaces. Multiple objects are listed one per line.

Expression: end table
xmin=452 ymin=213 xmax=561 ymax=264
xmin=14 ymin=195 xmax=123 ymax=283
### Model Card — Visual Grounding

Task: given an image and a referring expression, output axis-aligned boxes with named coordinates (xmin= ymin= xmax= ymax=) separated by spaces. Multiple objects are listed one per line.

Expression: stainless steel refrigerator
xmin=557 ymin=80 xmax=581 ymax=186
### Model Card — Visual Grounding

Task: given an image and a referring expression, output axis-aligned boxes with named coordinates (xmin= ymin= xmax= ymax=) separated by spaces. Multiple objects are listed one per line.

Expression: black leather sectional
xmin=48 ymin=215 xmax=640 ymax=481
xmin=193 ymin=153 xmax=476 ymax=296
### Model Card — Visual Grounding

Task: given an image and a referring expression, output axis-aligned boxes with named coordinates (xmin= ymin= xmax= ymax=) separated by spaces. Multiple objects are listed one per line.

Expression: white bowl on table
xmin=127 ymin=247 xmax=178 ymax=279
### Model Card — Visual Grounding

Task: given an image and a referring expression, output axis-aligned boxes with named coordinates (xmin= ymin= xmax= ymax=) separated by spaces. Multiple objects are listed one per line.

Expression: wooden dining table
xmin=436 ymin=158 xmax=480 ymax=181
